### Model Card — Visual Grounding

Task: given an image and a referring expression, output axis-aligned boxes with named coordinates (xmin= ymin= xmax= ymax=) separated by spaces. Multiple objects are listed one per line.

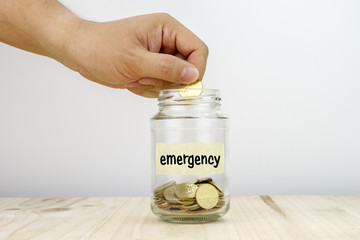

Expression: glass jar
xmin=150 ymin=89 xmax=229 ymax=223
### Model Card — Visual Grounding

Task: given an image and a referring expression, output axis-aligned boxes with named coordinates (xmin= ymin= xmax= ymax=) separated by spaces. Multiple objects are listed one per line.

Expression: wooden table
xmin=0 ymin=196 xmax=359 ymax=239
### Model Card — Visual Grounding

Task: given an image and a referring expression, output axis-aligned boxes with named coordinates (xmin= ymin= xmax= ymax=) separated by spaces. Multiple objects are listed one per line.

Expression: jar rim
xmin=158 ymin=88 xmax=220 ymax=101
xmin=157 ymin=88 xmax=222 ymax=109
xmin=159 ymin=88 xmax=219 ymax=95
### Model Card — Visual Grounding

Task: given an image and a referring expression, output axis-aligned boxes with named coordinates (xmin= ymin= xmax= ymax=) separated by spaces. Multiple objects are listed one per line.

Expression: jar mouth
xmin=157 ymin=88 xmax=221 ymax=109
xmin=158 ymin=88 xmax=220 ymax=102
xmin=154 ymin=88 xmax=225 ymax=119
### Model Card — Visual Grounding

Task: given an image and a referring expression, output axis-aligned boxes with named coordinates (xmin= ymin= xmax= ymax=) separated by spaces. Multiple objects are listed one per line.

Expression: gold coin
xmin=195 ymin=183 xmax=219 ymax=210
xmin=209 ymin=181 xmax=224 ymax=195
xmin=195 ymin=177 xmax=213 ymax=184
xmin=179 ymin=80 xmax=203 ymax=97
xmin=175 ymin=198 xmax=195 ymax=205
xmin=154 ymin=193 xmax=163 ymax=199
xmin=168 ymin=204 xmax=183 ymax=209
xmin=153 ymin=197 xmax=164 ymax=203
xmin=188 ymin=179 xmax=198 ymax=184
xmin=175 ymin=183 xmax=199 ymax=199
xmin=157 ymin=202 xmax=170 ymax=209
xmin=185 ymin=204 xmax=201 ymax=210
xmin=177 ymin=204 xmax=200 ymax=211
xmin=163 ymin=185 xmax=178 ymax=203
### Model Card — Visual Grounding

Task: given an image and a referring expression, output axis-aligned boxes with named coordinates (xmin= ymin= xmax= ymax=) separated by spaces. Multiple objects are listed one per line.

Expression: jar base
xmin=151 ymin=199 xmax=229 ymax=224
xmin=158 ymin=214 xmax=221 ymax=224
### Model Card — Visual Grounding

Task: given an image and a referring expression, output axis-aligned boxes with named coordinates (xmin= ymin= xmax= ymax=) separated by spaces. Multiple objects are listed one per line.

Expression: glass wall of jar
xmin=150 ymin=89 xmax=229 ymax=223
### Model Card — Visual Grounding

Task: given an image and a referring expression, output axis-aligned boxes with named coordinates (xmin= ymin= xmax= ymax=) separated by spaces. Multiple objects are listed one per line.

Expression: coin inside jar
xmin=163 ymin=185 xmax=178 ymax=203
xmin=209 ymin=181 xmax=224 ymax=196
xmin=195 ymin=183 xmax=219 ymax=210
xmin=195 ymin=177 xmax=213 ymax=184
xmin=175 ymin=183 xmax=198 ymax=199
xmin=153 ymin=178 xmax=225 ymax=214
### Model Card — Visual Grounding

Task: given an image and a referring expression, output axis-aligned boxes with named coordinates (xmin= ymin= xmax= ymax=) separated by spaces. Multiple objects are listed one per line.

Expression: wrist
xmin=58 ymin=20 xmax=101 ymax=74
xmin=42 ymin=14 xmax=85 ymax=71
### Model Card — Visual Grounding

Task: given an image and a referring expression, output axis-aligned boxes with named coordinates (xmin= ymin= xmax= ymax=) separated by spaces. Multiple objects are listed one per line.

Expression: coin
xmin=181 ymin=203 xmax=200 ymax=210
xmin=179 ymin=80 xmax=203 ymax=97
xmin=195 ymin=177 xmax=213 ymax=184
xmin=188 ymin=179 xmax=198 ymax=184
xmin=163 ymin=185 xmax=178 ymax=203
xmin=157 ymin=202 xmax=170 ymax=209
xmin=175 ymin=183 xmax=199 ymax=199
xmin=215 ymin=199 xmax=225 ymax=208
xmin=153 ymin=178 xmax=226 ymax=214
xmin=195 ymin=183 xmax=219 ymax=210
xmin=153 ymin=197 xmax=164 ymax=204
xmin=175 ymin=198 xmax=196 ymax=205
xmin=209 ymin=181 xmax=224 ymax=196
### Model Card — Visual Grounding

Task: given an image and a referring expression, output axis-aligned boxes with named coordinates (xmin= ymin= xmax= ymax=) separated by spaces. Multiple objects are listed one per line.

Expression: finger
xmin=174 ymin=52 xmax=186 ymax=60
xmin=138 ymin=77 xmax=177 ymax=87
xmin=137 ymin=84 xmax=164 ymax=92
xmin=159 ymin=24 xmax=176 ymax=55
xmin=136 ymin=82 xmax=183 ymax=93
xmin=127 ymin=88 xmax=159 ymax=98
xmin=137 ymin=53 xmax=187 ymax=86
xmin=186 ymin=46 xmax=208 ymax=81
xmin=125 ymin=81 xmax=140 ymax=88
xmin=171 ymin=23 xmax=209 ymax=80
xmin=138 ymin=52 xmax=199 ymax=84
xmin=99 ymin=82 xmax=126 ymax=89
xmin=139 ymin=84 xmax=184 ymax=94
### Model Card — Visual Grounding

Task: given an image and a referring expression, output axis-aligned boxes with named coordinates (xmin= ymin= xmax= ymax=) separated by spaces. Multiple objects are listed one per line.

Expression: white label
xmin=156 ymin=142 xmax=225 ymax=175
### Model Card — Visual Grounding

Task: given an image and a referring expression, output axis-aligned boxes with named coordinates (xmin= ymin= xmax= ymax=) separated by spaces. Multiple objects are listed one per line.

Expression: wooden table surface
xmin=0 ymin=196 xmax=359 ymax=240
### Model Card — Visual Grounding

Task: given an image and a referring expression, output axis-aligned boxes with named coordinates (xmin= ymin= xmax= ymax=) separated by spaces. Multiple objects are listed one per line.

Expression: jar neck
xmin=153 ymin=89 xmax=225 ymax=119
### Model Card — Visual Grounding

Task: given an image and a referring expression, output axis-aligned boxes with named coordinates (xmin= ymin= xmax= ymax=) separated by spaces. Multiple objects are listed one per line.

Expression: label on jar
xmin=156 ymin=142 xmax=225 ymax=175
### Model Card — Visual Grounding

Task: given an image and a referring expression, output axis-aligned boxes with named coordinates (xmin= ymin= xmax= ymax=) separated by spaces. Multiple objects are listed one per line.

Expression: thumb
xmin=139 ymin=52 xmax=199 ymax=84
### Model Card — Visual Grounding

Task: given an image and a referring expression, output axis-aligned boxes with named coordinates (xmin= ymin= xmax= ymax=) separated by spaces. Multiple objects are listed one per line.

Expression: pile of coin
xmin=153 ymin=178 xmax=225 ymax=214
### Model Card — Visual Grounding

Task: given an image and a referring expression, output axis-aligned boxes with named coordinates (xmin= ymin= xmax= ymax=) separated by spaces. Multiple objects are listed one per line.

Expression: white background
xmin=0 ymin=0 xmax=359 ymax=197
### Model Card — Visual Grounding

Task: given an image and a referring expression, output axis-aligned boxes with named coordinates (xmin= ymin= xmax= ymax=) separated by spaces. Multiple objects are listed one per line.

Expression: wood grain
xmin=0 ymin=196 xmax=359 ymax=240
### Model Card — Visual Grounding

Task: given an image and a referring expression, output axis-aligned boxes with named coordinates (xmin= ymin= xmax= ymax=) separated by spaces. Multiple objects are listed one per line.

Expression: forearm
xmin=0 ymin=0 xmax=82 ymax=69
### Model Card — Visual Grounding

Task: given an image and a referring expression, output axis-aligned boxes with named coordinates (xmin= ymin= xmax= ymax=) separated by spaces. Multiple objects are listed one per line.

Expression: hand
xmin=64 ymin=13 xmax=209 ymax=98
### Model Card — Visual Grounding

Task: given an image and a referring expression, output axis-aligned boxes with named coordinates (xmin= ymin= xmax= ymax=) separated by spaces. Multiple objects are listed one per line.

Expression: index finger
xmin=167 ymin=20 xmax=209 ymax=80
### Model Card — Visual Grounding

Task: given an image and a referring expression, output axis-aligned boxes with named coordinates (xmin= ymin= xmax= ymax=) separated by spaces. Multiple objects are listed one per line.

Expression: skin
xmin=0 ymin=0 xmax=209 ymax=98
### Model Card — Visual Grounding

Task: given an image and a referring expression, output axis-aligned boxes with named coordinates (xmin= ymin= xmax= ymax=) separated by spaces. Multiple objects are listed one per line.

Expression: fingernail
xmin=125 ymin=81 xmax=139 ymax=88
xmin=139 ymin=78 xmax=156 ymax=85
xmin=181 ymin=66 xmax=199 ymax=83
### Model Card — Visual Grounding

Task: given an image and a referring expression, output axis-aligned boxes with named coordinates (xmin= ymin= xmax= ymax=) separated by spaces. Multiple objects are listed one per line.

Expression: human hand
xmin=63 ymin=13 xmax=209 ymax=98
xmin=1 ymin=1 xmax=208 ymax=98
